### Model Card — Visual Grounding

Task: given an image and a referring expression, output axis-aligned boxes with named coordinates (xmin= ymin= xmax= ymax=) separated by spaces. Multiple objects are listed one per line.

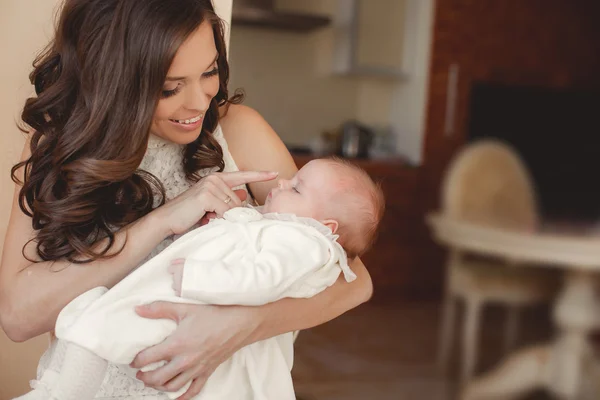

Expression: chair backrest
xmin=441 ymin=139 xmax=539 ymax=232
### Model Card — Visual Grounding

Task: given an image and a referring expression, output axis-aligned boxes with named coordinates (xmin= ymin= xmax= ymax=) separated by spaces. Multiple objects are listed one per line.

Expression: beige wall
xmin=0 ymin=0 xmax=61 ymax=397
xmin=389 ymin=0 xmax=435 ymax=164
xmin=229 ymin=0 xmax=398 ymax=147
xmin=229 ymin=26 xmax=360 ymax=146
xmin=229 ymin=0 xmax=359 ymax=147
xmin=356 ymin=0 xmax=406 ymax=70
xmin=231 ymin=0 xmax=435 ymax=164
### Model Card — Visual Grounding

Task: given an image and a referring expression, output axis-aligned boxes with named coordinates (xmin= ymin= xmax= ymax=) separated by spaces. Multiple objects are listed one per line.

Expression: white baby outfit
xmin=52 ymin=206 xmax=354 ymax=399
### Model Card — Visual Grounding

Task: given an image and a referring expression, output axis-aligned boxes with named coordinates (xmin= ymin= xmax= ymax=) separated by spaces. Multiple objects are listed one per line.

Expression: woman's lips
xmin=168 ymin=115 xmax=203 ymax=131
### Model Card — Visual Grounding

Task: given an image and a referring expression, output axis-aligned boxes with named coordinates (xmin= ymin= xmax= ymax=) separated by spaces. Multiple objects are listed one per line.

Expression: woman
xmin=0 ymin=0 xmax=373 ymax=399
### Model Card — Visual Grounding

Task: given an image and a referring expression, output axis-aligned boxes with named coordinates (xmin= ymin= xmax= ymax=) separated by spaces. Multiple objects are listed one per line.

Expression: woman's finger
xmin=203 ymin=192 xmax=231 ymax=217
xmin=130 ymin=340 xmax=173 ymax=370
xmin=138 ymin=357 xmax=187 ymax=389
xmin=160 ymin=365 xmax=199 ymax=394
xmin=176 ymin=376 xmax=208 ymax=400
xmin=135 ymin=301 xmax=185 ymax=322
xmin=218 ymin=170 xmax=278 ymax=189
xmin=204 ymin=175 xmax=242 ymax=208
xmin=131 ymin=303 xmax=191 ymax=369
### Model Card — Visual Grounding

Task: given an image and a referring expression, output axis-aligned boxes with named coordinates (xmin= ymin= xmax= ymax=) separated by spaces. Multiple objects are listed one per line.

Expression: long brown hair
xmin=12 ymin=0 xmax=242 ymax=263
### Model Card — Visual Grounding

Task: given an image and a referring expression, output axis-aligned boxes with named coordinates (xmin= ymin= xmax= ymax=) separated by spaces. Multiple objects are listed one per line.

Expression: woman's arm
xmin=0 ymin=182 xmax=171 ymax=342
xmin=0 ymin=140 xmax=167 ymax=341
xmin=250 ymin=257 xmax=372 ymax=339
xmin=0 ymin=138 xmax=276 ymax=342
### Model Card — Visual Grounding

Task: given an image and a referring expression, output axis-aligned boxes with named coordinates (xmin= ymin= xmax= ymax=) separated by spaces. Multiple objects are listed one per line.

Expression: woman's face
xmin=150 ymin=21 xmax=220 ymax=144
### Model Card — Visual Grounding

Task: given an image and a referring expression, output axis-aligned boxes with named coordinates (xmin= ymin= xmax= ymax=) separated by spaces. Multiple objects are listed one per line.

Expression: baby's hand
xmin=168 ymin=258 xmax=185 ymax=296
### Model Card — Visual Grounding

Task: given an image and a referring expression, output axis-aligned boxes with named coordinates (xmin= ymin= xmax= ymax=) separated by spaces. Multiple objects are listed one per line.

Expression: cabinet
xmin=332 ymin=0 xmax=410 ymax=78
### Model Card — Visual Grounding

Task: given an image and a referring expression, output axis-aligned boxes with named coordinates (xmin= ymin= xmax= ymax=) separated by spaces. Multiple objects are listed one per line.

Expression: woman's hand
xmin=130 ymin=302 xmax=260 ymax=400
xmin=155 ymin=171 xmax=277 ymax=236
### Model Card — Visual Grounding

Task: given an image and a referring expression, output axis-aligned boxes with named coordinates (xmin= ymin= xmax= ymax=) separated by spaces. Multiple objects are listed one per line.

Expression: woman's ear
xmin=322 ymin=219 xmax=339 ymax=234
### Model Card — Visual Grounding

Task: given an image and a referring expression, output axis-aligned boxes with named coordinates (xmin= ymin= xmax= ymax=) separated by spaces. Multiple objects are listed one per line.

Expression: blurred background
xmin=3 ymin=0 xmax=600 ymax=399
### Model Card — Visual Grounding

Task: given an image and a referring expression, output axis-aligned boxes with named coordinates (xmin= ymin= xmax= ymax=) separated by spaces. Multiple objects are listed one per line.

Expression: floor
xmin=292 ymin=299 xmax=554 ymax=400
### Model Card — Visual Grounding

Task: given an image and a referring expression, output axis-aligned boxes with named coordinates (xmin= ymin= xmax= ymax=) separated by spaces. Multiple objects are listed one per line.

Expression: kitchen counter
xmin=292 ymin=153 xmax=413 ymax=174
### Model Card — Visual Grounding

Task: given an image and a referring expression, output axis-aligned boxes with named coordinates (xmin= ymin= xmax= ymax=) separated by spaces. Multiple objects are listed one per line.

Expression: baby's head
xmin=263 ymin=158 xmax=385 ymax=257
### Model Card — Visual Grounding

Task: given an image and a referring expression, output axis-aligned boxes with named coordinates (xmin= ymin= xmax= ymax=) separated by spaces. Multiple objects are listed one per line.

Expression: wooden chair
xmin=433 ymin=139 xmax=559 ymax=383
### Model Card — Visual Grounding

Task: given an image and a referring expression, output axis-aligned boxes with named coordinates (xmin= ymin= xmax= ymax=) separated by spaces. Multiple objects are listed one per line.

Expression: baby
xmin=20 ymin=158 xmax=385 ymax=400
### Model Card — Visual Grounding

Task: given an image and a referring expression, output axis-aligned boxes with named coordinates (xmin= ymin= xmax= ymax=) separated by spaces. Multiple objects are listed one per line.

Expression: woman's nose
xmin=184 ymin=83 xmax=211 ymax=111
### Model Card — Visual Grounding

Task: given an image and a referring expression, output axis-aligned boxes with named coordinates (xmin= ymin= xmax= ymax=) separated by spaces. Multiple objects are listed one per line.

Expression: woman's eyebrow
xmin=165 ymin=76 xmax=186 ymax=82
xmin=165 ymin=53 xmax=219 ymax=81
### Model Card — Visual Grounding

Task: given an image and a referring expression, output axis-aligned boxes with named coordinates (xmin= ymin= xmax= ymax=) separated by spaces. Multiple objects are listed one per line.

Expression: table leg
xmin=460 ymin=344 xmax=552 ymax=400
xmin=461 ymin=270 xmax=599 ymax=400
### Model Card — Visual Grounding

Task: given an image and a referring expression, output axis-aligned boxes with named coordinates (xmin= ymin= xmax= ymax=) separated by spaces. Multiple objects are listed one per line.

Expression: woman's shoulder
xmin=217 ymin=104 xmax=297 ymax=204
xmin=218 ymin=104 xmax=296 ymax=174
xmin=218 ymin=104 xmax=270 ymax=146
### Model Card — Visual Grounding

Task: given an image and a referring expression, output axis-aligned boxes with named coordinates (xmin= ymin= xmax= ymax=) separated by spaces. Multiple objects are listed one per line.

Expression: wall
xmin=416 ymin=0 xmax=600 ymax=298
xmin=353 ymin=0 xmax=407 ymax=129
xmin=423 ymin=0 xmax=600 ymax=200
xmin=228 ymin=0 xmax=404 ymax=147
xmin=355 ymin=0 xmax=406 ymax=70
xmin=389 ymin=0 xmax=436 ymax=165
xmin=213 ymin=0 xmax=232 ymax=48
xmin=228 ymin=29 xmax=359 ymax=146
xmin=229 ymin=0 xmax=358 ymax=147
xmin=0 ymin=0 xmax=60 ymax=397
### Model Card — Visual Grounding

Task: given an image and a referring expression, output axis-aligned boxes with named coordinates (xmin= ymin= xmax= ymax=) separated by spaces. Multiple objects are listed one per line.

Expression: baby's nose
xmin=277 ymin=179 xmax=290 ymax=189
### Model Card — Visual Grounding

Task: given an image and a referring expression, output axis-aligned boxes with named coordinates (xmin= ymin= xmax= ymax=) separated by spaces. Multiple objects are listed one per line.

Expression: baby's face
xmin=262 ymin=160 xmax=336 ymax=220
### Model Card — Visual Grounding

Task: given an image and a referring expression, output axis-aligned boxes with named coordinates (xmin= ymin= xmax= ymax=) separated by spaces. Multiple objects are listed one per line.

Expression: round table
xmin=428 ymin=214 xmax=600 ymax=400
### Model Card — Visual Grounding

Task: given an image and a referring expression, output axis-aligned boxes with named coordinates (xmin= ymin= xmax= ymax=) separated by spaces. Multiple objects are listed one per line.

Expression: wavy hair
xmin=12 ymin=0 xmax=243 ymax=263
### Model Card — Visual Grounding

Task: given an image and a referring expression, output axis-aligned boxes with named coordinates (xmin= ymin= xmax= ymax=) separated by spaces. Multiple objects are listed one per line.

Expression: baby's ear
xmin=322 ymin=219 xmax=339 ymax=234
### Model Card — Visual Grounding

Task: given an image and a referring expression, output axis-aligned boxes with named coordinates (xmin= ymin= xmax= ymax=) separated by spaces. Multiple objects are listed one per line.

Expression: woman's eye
xmin=202 ymin=67 xmax=219 ymax=78
xmin=161 ymin=86 xmax=181 ymax=99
